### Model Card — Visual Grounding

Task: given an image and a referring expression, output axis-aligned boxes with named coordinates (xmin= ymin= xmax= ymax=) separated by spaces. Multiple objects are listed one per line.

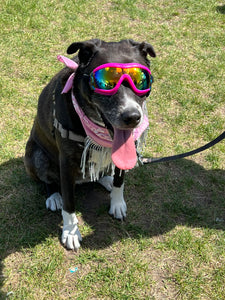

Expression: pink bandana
xmin=57 ymin=55 xmax=149 ymax=170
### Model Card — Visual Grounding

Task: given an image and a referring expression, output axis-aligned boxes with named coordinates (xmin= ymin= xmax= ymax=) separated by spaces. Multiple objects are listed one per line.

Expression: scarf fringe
xmin=81 ymin=137 xmax=115 ymax=181
xmin=80 ymin=129 xmax=148 ymax=182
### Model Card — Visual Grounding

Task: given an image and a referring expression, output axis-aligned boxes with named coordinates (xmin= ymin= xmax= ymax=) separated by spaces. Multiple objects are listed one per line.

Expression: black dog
xmin=24 ymin=39 xmax=156 ymax=250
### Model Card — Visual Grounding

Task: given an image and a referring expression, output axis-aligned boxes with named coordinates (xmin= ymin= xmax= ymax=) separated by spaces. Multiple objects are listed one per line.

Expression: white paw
xmin=109 ymin=184 xmax=127 ymax=219
xmin=61 ymin=210 xmax=82 ymax=250
xmin=46 ymin=192 xmax=63 ymax=211
xmin=98 ymin=176 xmax=113 ymax=192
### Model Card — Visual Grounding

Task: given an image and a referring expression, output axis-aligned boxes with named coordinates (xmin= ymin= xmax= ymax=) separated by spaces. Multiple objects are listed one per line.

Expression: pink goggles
xmin=89 ymin=63 xmax=153 ymax=96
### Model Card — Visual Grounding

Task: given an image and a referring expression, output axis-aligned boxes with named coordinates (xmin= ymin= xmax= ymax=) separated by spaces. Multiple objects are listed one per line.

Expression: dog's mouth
xmin=100 ymin=112 xmax=137 ymax=170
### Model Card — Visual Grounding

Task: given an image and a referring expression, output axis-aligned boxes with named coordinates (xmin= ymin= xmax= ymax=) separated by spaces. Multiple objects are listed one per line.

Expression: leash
xmin=140 ymin=131 xmax=225 ymax=164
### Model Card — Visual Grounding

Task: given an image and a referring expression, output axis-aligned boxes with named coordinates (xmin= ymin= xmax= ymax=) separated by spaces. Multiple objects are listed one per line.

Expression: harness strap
xmin=53 ymin=117 xmax=85 ymax=142
xmin=52 ymin=84 xmax=85 ymax=143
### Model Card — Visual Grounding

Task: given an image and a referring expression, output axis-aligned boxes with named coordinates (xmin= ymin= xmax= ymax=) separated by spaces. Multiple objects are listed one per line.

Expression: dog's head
xmin=67 ymin=39 xmax=156 ymax=169
xmin=67 ymin=39 xmax=156 ymax=130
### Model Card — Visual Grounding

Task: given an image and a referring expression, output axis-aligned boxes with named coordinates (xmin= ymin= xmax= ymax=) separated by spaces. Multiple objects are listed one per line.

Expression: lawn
xmin=0 ymin=0 xmax=225 ymax=299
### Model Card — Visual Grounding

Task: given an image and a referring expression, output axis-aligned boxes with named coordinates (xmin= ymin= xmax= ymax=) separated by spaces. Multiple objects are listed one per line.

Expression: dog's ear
xmin=128 ymin=39 xmax=156 ymax=58
xmin=67 ymin=39 xmax=102 ymax=65
xmin=139 ymin=42 xmax=156 ymax=58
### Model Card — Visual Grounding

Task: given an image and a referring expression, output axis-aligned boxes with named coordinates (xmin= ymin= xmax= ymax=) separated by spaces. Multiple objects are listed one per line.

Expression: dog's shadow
xmin=79 ymin=158 xmax=225 ymax=249
xmin=0 ymin=157 xmax=225 ymax=297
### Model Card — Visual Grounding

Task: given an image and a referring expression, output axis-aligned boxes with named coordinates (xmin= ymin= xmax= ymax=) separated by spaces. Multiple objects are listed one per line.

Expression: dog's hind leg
xmin=109 ymin=167 xmax=127 ymax=220
xmin=46 ymin=182 xmax=60 ymax=197
xmin=45 ymin=183 xmax=63 ymax=211
xmin=25 ymin=137 xmax=62 ymax=211
xmin=46 ymin=191 xmax=63 ymax=211
xmin=24 ymin=137 xmax=42 ymax=182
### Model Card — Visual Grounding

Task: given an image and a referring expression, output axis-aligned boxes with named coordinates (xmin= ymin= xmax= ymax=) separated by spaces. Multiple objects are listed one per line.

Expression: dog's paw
xmin=46 ymin=192 xmax=63 ymax=211
xmin=62 ymin=225 xmax=82 ymax=250
xmin=109 ymin=184 xmax=127 ymax=220
xmin=98 ymin=176 xmax=113 ymax=192
xmin=61 ymin=210 xmax=82 ymax=251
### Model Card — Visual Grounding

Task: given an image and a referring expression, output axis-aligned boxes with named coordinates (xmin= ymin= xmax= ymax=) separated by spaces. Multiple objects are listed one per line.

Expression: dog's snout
xmin=121 ymin=109 xmax=141 ymax=127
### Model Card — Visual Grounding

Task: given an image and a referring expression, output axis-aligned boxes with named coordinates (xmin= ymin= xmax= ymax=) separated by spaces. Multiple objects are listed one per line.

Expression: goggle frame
xmin=90 ymin=63 xmax=152 ymax=96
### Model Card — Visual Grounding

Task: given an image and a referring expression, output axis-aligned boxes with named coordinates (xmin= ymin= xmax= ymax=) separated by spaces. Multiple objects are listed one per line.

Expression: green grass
xmin=0 ymin=0 xmax=225 ymax=299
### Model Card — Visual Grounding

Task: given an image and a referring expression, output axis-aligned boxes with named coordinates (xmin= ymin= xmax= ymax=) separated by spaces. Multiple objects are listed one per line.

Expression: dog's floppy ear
xmin=67 ymin=39 xmax=102 ymax=65
xmin=139 ymin=41 xmax=156 ymax=58
xmin=128 ymin=39 xmax=156 ymax=58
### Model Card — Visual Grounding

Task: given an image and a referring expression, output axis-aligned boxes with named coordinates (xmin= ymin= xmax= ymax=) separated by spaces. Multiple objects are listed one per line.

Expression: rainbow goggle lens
xmin=90 ymin=63 xmax=153 ymax=96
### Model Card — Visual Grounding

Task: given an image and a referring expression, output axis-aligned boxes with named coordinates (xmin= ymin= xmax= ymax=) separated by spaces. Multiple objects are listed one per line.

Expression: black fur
xmin=24 ymin=39 xmax=156 ymax=214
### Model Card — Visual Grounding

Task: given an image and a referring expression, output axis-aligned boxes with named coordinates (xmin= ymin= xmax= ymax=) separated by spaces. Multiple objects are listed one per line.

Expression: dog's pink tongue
xmin=112 ymin=128 xmax=137 ymax=170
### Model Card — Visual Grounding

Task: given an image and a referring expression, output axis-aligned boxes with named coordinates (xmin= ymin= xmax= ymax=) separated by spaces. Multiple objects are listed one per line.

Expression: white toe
xmin=46 ymin=192 xmax=63 ymax=211
xmin=98 ymin=176 xmax=114 ymax=192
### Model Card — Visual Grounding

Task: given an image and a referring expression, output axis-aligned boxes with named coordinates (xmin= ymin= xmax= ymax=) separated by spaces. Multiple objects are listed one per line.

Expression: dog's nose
xmin=121 ymin=109 xmax=141 ymax=126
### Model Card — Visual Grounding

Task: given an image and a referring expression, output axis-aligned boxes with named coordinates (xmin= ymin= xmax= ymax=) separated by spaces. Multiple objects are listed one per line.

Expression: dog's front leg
xmin=109 ymin=167 xmax=127 ymax=220
xmin=59 ymin=156 xmax=82 ymax=250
